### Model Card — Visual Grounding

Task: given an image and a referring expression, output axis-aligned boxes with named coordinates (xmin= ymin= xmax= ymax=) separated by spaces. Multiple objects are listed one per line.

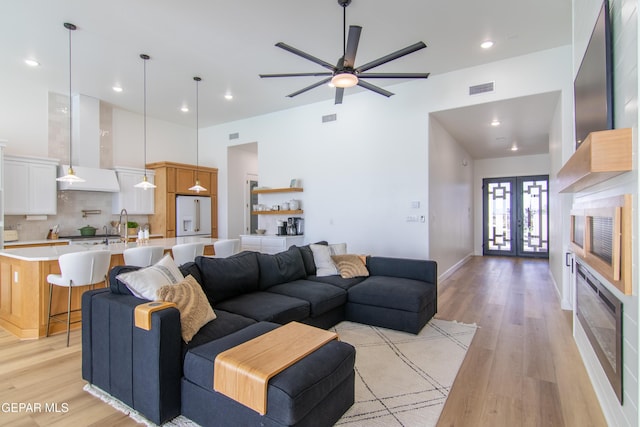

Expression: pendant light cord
xmin=142 ymin=54 xmax=148 ymax=178
xmin=194 ymin=77 xmax=201 ymax=180
xmin=67 ymin=23 xmax=74 ymax=170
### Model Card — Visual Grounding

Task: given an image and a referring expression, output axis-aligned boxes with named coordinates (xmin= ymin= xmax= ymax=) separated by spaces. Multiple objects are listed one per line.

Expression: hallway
xmin=436 ymin=256 xmax=606 ymax=426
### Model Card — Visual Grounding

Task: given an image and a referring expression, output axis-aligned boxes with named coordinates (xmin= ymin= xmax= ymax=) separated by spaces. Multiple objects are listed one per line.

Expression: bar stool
xmin=212 ymin=239 xmax=240 ymax=258
xmin=46 ymin=250 xmax=111 ymax=346
xmin=171 ymin=243 xmax=205 ymax=266
xmin=123 ymin=246 xmax=165 ymax=267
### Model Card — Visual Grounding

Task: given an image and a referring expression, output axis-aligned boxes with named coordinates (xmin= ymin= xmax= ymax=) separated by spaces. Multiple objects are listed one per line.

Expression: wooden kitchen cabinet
xmin=176 ymin=169 xmax=211 ymax=195
xmin=146 ymin=162 xmax=218 ymax=238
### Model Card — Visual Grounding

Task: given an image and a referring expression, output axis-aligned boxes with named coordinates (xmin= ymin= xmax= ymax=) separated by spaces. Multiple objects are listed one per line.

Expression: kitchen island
xmin=0 ymin=237 xmax=217 ymax=339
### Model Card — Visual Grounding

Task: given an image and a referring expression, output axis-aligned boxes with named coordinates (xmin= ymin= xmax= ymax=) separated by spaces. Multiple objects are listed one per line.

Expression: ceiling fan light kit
xmin=259 ymin=0 xmax=429 ymax=104
xmin=331 ymin=72 xmax=358 ymax=88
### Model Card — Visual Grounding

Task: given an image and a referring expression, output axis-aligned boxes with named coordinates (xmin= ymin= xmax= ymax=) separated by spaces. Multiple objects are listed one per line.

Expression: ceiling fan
xmin=259 ymin=0 xmax=430 ymax=104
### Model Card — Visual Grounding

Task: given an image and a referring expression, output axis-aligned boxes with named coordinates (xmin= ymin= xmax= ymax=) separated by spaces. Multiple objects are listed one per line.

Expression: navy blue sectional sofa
xmin=82 ymin=244 xmax=437 ymax=426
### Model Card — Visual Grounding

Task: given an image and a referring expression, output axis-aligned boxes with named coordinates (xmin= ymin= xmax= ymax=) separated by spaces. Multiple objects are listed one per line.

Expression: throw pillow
xmin=156 ymin=275 xmax=216 ymax=343
xmin=310 ymin=243 xmax=347 ymax=277
xmin=293 ymin=241 xmax=328 ymax=276
xmin=331 ymin=254 xmax=370 ymax=279
xmin=330 ymin=242 xmax=347 ymax=255
xmin=116 ymin=254 xmax=184 ymax=300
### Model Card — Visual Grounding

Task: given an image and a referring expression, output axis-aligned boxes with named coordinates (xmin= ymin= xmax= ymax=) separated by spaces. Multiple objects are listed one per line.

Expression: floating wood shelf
xmin=252 ymin=187 xmax=303 ymax=194
xmin=557 ymin=128 xmax=632 ymax=193
xmin=252 ymin=210 xmax=303 ymax=215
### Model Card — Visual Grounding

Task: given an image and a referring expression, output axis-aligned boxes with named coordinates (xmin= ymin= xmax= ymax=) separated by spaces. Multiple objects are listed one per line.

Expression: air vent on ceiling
xmin=469 ymin=82 xmax=495 ymax=95
xmin=322 ymin=114 xmax=337 ymax=123
xmin=229 ymin=132 xmax=239 ymax=140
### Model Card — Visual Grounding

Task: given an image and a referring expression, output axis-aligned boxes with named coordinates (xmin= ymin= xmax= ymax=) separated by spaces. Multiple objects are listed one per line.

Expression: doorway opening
xmin=482 ymin=175 xmax=549 ymax=258
xmin=246 ymin=175 xmax=258 ymax=235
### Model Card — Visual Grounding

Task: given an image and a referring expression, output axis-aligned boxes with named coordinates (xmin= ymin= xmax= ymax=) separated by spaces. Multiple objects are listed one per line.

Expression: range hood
xmin=57 ymin=165 xmax=120 ymax=192
xmin=57 ymin=94 xmax=120 ymax=192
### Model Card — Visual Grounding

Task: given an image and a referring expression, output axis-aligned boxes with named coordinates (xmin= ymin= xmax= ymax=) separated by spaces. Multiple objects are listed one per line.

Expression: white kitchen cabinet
xmin=4 ymin=156 xmax=58 ymax=215
xmin=112 ymin=168 xmax=155 ymax=215
xmin=240 ymin=234 xmax=304 ymax=254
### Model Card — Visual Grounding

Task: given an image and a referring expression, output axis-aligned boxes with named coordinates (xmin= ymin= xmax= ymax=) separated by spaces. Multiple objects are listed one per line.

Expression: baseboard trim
xmin=438 ymin=254 xmax=473 ymax=284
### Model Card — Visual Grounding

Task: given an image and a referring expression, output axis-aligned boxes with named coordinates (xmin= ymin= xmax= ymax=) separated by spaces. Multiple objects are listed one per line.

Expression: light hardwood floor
xmin=0 ymin=256 xmax=606 ymax=426
xmin=436 ymin=256 xmax=607 ymax=427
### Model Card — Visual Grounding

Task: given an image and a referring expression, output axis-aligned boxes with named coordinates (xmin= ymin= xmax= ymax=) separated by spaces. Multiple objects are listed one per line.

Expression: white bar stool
xmin=212 ymin=239 xmax=240 ymax=258
xmin=46 ymin=250 xmax=111 ymax=346
xmin=123 ymin=246 xmax=165 ymax=267
xmin=171 ymin=243 xmax=205 ymax=266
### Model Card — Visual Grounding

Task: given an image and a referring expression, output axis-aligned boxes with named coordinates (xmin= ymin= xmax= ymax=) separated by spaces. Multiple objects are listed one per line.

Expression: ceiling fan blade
xmin=358 ymin=72 xmax=430 ymax=79
xmin=343 ymin=25 xmax=362 ymax=68
xmin=356 ymin=42 xmax=427 ymax=73
xmin=275 ymin=42 xmax=336 ymax=71
xmin=335 ymin=88 xmax=344 ymax=105
xmin=260 ymin=72 xmax=333 ymax=78
xmin=286 ymin=77 xmax=332 ymax=98
xmin=357 ymin=80 xmax=394 ymax=97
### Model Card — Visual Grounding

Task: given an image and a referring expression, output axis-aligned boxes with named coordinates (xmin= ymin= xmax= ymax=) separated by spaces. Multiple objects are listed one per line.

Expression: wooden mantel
xmin=557 ymin=128 xmax=632 ymax=193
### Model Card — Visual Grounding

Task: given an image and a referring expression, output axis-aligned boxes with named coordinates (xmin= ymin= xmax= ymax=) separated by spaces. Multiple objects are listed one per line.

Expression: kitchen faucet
xmin=102 ymin=225 xmax=109 ymax=246
xmin=119 ymin=208 xmax=129 ymax=243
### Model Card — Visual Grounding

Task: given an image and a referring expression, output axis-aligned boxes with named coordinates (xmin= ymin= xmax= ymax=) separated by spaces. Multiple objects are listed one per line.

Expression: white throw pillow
xmin=117 ymin=254 xmax=184 ymax=300
xmin=310 ymin=243 xmax=348 ymax=277
xmin=330 ymin=242 xmax=347 ymax=256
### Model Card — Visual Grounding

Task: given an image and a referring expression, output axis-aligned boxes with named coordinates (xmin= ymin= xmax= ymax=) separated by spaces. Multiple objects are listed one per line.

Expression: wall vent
xmin=469 ymin=82 xmax=495 ymax=95
xmin=322 ymin=114 xmax=337 ymax=123
xmin=229 ymin=132 xmax=239 ymax=140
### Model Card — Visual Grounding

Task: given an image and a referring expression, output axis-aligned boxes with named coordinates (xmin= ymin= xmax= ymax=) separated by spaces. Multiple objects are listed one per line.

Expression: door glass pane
xmin=521 ymin=179 xmax=548 ymax=253
xmin=487 ymin=182 xmax=512 ymax=251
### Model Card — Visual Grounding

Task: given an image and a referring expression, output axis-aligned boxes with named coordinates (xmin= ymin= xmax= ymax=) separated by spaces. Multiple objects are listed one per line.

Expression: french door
xmin=482 ymin=175 xmax=549 ymax=258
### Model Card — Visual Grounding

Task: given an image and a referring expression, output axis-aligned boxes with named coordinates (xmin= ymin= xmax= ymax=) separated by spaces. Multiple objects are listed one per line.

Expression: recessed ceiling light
xmin=181 ymin=106 xmax=189 ymax=112
xmin=112 ymin=86 xmax=123 ymax=93
xmin=224 ymin=94 xmax=233 ymax=101
xmin=25 ymin=58 xmax=40 ymax=67
xmin=480 ymin=40 xmax=494 ymax=49
xmin=511 ymin=144 xmax=518 ymax=151
xmin=491 ymin=119 xmax=500 ymax=127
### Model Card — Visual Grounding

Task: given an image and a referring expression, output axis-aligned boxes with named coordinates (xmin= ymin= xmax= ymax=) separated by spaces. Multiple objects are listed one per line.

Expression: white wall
xmin=202 ymin=46 xmax=572 ymax=261
xmin=112 ymin=107 xmax=195 ymax=167
xmin=473 ymin=153 xmax=551 ymax=255
xmin=570 ymin=0 xmax=639 ymax=425
xmin=547 ymin=97 xmax=575 ymax=309
xmin=428 ymin=116 xmax=474 ymax=276
xmin=0 ymin=78 xmax=49 ymax=157
xmin=227 ymin=144 xmax=258 ymax=239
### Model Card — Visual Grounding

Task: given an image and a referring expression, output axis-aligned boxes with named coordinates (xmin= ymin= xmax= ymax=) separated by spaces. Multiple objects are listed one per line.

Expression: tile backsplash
xmin=5 ymin=191 xmax=149 ymax=240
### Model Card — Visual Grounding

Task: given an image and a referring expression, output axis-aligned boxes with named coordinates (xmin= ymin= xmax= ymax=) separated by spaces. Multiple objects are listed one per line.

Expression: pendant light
xmin=188 ymin=76 xmax=207 ymax=193
xmin=134 ymin=54 xmax=156 ymax=190
xmin=56 ymin=22 xmax=85 ymax=183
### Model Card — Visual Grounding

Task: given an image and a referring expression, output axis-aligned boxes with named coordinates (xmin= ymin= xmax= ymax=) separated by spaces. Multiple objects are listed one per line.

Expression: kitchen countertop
xmin=4 ymin=239 xmax=73 ymax=246
xmin=0 ymin=237 xmax=218 ymax=261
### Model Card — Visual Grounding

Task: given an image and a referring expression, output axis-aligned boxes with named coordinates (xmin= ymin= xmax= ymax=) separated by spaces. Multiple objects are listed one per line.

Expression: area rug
xmin=84 ymin=318 xmax=476 ymax=427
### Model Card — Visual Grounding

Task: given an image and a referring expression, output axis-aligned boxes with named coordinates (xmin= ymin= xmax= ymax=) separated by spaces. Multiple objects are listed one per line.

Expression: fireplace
xmin=576 ymin=261 xmax=623 ymax=403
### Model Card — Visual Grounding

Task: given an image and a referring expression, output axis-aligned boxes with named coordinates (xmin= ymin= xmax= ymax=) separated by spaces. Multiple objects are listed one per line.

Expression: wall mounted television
xmin=574 ymin=0 xmax=613 ymax=148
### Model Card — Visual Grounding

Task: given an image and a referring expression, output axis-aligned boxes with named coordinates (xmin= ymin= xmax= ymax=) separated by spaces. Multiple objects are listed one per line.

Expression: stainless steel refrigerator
xmin=176 ymin=195 xmax=212 ymax=237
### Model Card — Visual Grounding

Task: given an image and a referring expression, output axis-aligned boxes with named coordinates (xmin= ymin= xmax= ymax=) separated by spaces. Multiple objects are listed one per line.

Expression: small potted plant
xmin=127 ymin=221 xmax=139 ymax=235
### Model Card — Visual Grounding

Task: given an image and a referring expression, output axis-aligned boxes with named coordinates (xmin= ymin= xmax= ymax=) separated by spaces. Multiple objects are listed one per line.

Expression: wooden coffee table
xmin=213 ymin=322 xmax=338 ymax=414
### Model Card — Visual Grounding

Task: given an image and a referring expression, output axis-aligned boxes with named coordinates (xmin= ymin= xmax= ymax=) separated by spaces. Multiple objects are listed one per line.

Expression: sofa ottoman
xmin=181 ymin=322 xmax=356 ymax=427
xmin=346 ymin=256 xmax=438 ymax=334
